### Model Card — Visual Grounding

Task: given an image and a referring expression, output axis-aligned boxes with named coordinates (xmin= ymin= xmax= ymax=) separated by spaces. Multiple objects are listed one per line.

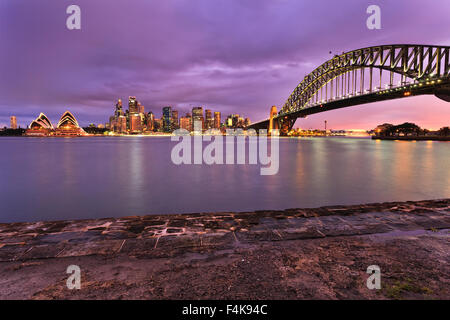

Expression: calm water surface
xmin=0 ymin=137 xmax=449 ymax=222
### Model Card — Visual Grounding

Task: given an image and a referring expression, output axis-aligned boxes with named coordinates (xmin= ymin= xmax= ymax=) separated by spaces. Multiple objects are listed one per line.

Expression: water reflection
xmin=0 ymin=137 xmax=448 ymax=222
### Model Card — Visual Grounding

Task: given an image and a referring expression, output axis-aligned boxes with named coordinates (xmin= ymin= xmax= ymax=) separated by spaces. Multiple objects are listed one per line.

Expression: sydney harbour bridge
xmin=247 ymin=44 xmax=450 ymax=135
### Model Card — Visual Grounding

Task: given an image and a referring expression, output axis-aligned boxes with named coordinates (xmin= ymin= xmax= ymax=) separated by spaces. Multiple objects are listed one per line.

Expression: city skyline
xmin=1 ymin=1 xmax=450 ymax=129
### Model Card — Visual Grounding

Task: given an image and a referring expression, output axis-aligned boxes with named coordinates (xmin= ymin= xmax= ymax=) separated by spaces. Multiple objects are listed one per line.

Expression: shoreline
xmin=1 ymin=198 xmax=449 ymax=299
xmin=372 ymin=135 xmax=450 ymax=141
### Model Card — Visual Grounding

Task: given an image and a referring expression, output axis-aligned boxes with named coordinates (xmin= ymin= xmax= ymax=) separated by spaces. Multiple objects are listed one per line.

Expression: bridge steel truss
xmin=283 ymin=44 xmax=450 ymax=113
xmin=249 ymin=45 xmax=450 ymax=134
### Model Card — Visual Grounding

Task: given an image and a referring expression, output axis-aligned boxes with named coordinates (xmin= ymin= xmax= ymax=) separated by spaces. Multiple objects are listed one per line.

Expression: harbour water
xmin=0 ymin=136 xmax=449 ymax=223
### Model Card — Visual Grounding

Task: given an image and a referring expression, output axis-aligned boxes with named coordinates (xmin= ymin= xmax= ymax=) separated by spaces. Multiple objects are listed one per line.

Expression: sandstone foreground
xmin=0 ymin=199 xmax=449 ymax=299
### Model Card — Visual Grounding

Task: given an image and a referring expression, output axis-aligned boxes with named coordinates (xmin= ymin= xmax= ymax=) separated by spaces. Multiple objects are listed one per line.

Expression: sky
xmin=0 ymin=0 xmax=449 ymax=130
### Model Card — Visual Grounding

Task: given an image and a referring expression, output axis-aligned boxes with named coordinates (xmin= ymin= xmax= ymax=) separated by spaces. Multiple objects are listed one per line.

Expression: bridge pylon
xmin=268 ymin=106 xmax=278 ymax=135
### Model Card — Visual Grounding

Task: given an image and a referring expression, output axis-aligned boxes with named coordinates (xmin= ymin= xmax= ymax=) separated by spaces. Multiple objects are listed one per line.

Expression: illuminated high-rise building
xmin=115 ymin=99 xmax=124 ymax=117
xmin=146 ymin=111 xmax=155 ymax=131
xmin=153 ymin=118 xmax=163 ymax=131
xmin=192 ymin=107 xmax=204 ymax=130
xmin=117 ymin=116 xmax=127 ymax=133
xmin=180 ymin=115 xmax=192 ymax=131
xmin=171 ymin=110 xmax=179 ymax=130
xmin=205 ymin=109 xmax=213 ymax=129
xmin=10 ymin=116 xmax=17 ymax=129
xmin=138 ymin=102 xmax=145 ymax=114
xmin=129 ymin=114 xmax=142 ymax=133
xmin=162 ymin=106 xmax=172 ymax=132
xmin=214 ymin=112 xmax=221 ymax=129
xmin=129 ymin=97 xmax=138 ymax=114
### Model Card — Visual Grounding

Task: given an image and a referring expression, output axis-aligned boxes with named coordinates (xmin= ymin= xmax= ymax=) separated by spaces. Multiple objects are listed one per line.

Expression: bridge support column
xmin=268 ymin=106 xmax=279 ymax=135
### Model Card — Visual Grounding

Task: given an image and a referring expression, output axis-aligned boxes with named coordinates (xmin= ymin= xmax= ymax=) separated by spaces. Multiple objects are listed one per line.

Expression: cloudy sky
xmin=0 ymin=0 xmax=449 ymax=129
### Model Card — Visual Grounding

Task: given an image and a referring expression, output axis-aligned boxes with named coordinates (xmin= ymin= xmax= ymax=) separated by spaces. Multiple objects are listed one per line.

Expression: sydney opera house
xmin=26 ymin=111 xmax=87 ymax=137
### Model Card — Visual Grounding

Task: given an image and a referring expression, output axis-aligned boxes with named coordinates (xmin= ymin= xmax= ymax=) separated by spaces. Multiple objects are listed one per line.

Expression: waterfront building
xmin=55 ymin=111 xmax=87 ymax=136
xmin=226 ymin=115 xmax=233 ymax=127
xmin=10 ymin=116 xmax=17 ymax=129
xmin=205 ymin=109 xmax=213 ymax=129
xmin=162 ymin=106 xmax=172 ymax=132
xmin=116 ymin=116 xmax=127 ymax=133
xmin=214 ymin=112 xmax=221 ymax=129
xmin=129 ymin=114 xmax=142 ymax=133
xmin=115 ymin=99 xmax=124 ymax=117
xmin=138 ymin=102 xmax=145 ymax=115
xmin=192 ymin=107 xmax=204 ymax=130
xmin=153 ymin=118 xmax=163 ymax=131
xmin=146 ymin=111 xmax=155 ymax=131
xmin=180 ymin=115 xmax=192 ymax=131
xmin=128 ymin=96 xmax=138 ymax=114
xmin=26 ymin=113 xmax=54 ymax=136
xmin=244 ymin=118 xmax=251 ymax=127
xmin=171 ymin=110 xmax=179 ymax=130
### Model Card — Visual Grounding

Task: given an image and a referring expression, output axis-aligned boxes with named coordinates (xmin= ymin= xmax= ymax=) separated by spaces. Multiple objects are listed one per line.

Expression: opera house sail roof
xmin=55 ymin=111 xmax=86 ymax=136
xmin=26 ymin=111 xmax=87 ymax=136
xmin=29 ymin=113 xmax=54 ymax=130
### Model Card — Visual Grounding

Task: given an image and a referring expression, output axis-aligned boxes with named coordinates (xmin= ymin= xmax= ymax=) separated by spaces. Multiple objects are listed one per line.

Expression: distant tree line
xmin=0 ymin=128 xmax=26 ymax=136
xmin=82 ymin=127 xmax=108 ymax=135
xmin=374 ymin=123 xmax=450 ymax=137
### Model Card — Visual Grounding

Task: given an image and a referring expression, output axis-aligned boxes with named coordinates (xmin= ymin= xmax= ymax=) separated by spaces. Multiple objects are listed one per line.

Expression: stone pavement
xmin=0 ymin=199 xmax=449 ymax=299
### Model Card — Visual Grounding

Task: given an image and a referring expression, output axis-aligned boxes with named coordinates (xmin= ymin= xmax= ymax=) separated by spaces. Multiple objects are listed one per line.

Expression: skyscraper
xmin=205 ymin=109 xmax=213 ymax=129
xmin=115 ymin=99 xmax=124 ymax=117
xmin=146 ymin=111 xmax=155 ymax=131
xmin=171 ymin=110 xmax=179 ymax=130
xmin=129 ymin=114 xmax=142 ymax=133
xmin=162 ymin=106 xmax=172 ymax=132
xmin=214 ymin=112 xmax=221 ymax=129
xmin=129 ymin=97 xmax=138 ymax=114
xmin=10 ymin=116 xmax=17 ymax=129
xmin=138 ymin=102 xmax=145 ymax=114
xmin=192 ymin=107 xmax=204 ymax=130
xmin=180 ymin=114 xmax=192 ymax=131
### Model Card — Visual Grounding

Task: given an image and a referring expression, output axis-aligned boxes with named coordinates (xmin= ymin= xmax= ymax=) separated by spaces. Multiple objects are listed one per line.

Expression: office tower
xmin=153 ymin=118 xmax=163 ymax=131
xmin=10 ymin=116 xmax=17 ymax=129
xmin=146 ymin=111 xmax=155 ymax=131
xmin=226 ymin=115 xmax=233 ymax=127
xmin=171 ymin=110 xmax=179 ymax=130
xmin=109 ymin=115 xmax=116 ymax=131
xmin=118 ymin=116 xmax=127 ymax=133
xmin=205 ymin=109 xmax=213 ymax=129
xmin=214 ymin=112 xmax=221 ymax=129
xmin=137 ymin=103 xmax=146 ymax=129
xmin=129 ymin=114 xmax=142 ymax=133
xmin=192 ymin=107 xmax=204 ymax=130
xmin=138 ymin=102 xmax=145 ymax=115
xmin=125 ymin=110 xmax=130 ymax=131
xmin=180 ymin=115 xmax=192 ymax=131
xmin=162 ymin=106 xmax=172 ymax=132
xmin=129 ymin=97 xmax=138 ymax=114
xmin=115 ymin=99 xmax=124 ymax=117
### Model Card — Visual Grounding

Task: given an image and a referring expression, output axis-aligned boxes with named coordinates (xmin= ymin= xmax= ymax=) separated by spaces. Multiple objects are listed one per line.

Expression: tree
xmin=438 ymin=127 xmax=450 ymax=136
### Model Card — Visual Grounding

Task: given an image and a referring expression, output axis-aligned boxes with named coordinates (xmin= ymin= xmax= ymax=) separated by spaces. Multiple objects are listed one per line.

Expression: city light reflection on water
xmin=0 ymin=137 xmax=448 ymax=223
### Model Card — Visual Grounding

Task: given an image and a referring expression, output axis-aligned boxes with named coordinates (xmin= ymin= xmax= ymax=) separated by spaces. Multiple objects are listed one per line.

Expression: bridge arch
xmin=248 ymin=44 xmax=450 ymax=134
xmin=282 ymin=44 xmax=450 ymax=114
